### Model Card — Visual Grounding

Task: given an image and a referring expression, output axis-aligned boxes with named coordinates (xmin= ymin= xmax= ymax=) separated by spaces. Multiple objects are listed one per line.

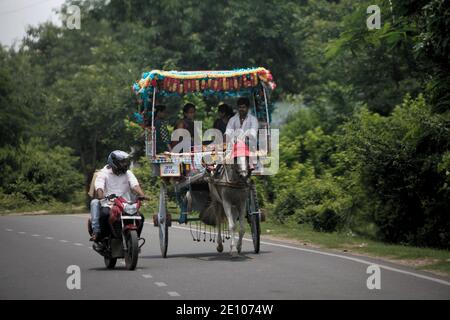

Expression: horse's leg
xmin=216 ymin=220 xmax=223 ymax=253
xmin=222 ymin=200 xmax=236 ymax=256
xmin=236 ymin=204 xmax=246 ymax=254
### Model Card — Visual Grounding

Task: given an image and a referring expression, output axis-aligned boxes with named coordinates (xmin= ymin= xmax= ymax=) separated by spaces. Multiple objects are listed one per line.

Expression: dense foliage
xmin=0 ymin=0 xmax=448 ymax=247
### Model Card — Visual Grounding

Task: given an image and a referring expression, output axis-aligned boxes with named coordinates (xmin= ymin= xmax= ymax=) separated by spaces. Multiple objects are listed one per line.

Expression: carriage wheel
xmin=248 ymin=183 xmax=261 ymax=254
xmin=250 ymin=214 xmax=260 ymax=254
xmin=158 ymin=183 xmax=169 ymax=258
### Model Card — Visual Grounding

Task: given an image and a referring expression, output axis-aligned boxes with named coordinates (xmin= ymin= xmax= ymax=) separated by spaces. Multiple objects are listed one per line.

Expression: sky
xmin=0 ymin=0 xmax=65 ymax=48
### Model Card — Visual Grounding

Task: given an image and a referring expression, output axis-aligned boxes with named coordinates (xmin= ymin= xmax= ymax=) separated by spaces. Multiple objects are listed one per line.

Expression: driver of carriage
xmin=89 ymin=150 xmax=147 ymax=243
xmin=224 ymin=97 xmax=258 ymax=151
xmin=175 ymin=103 xmax=196 ymax=136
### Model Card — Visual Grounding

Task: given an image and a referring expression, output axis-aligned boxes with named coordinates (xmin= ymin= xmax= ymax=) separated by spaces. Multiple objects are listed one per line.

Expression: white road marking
xmin=145 ymin=222 xmax=450 ymax=287
xmin=45 ymin=236 xmax=54 ymax=240
xmin=142 ymin=274 xmax=153 ymax=279
xmin=32 ymin=234 xmax=40 ymax=237
xmin=167 ymin=291 xmax=180 ymax=297
xmin=73 ymin=243 xmax=84 ymax=246
xmin=59 ymin=240 xmax=68 ymax=243
xmin=154 ymin=282 xmax=167 ymax=287
xmin=5 ymin=229 xmax=13 ymax=232
xmin=256 ymin=240 xmax=450 ymax=287
xmin=18 ymin=231 xmax=26 ymax=234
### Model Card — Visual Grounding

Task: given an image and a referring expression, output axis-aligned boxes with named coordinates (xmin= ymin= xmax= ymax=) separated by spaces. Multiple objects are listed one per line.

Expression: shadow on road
xmin=141 ymin=251 xmax=271 ymax=262
xmin=88 ymin=266 xmax=151 ymax=271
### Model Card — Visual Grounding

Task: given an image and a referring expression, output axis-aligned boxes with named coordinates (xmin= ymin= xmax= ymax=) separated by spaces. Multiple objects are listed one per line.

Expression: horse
xmin=200 ymin=150 xmax=252 ymax=256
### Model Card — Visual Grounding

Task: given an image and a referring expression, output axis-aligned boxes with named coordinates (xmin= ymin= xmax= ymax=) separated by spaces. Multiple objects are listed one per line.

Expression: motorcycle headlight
xmin=123 ymin=203 xmax=138 ymax=215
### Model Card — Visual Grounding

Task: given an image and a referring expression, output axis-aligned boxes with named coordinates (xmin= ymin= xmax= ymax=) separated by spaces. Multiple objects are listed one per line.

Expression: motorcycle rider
xmin=89 ymin=150 xmax=147 ymax=242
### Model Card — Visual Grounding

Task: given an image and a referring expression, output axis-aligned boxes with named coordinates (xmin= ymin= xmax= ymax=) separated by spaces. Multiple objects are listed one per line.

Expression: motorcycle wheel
xmin=125 ymin=230 xmax=139 ymax=270
xmin=104 ymin=256 xmax=117 ymax=269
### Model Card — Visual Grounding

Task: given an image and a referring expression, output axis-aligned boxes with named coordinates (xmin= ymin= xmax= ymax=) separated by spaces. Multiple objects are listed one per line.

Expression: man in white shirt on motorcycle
xmin=89 ymin=150 xmax=147 ymax=242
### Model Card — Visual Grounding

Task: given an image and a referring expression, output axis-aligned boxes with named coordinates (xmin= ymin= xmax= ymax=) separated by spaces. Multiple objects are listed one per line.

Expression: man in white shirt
xmin=95 ymin=165 xmax=141 ymax=200
xmin=90 ymin=150 xmax=147 ymax=242
xmin=225 ymin=97 xmax=259 ymax=146
xmin=224 ymin=97 xmax=259 ymax=167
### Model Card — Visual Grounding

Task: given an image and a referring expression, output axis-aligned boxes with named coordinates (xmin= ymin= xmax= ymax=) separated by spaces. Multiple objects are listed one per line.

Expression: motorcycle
xmin=88 ymin=194 xmax=146 ymax=270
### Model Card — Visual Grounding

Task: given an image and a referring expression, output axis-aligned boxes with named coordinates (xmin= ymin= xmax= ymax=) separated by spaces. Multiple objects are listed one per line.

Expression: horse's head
xmin=229 ymin=141 xmax=251 ymax=178
xmin=235 ymin=155 xmax=251 ymax=180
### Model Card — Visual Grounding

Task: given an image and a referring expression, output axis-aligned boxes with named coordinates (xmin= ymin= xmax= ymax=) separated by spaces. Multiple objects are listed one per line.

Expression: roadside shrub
xmin=340 ymin=96 xmax=450 ymax=248
xmin=131 ymin=156 xmax=158 ymax=194
xmin=295 ymin=200 xmax=343 ymax=232
xmin=0 ymin=193 xmax=31 ymax=211
xmin=311 ymin=207 xmax=340 ymax=232
xmin=272 ymin=164 xmax=350 ymax=232
xmin=131 ymin=156 xmax=160 ymax=214
xmin=0 ymin=139 xmax=83 ymax=203
xmin=272 ymin=190 xmax=301 ymax=222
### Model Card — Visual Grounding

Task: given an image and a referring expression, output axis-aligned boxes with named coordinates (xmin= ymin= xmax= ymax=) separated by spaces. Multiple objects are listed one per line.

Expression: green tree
xmin=340 ymin=96 xmax=450 ymax=247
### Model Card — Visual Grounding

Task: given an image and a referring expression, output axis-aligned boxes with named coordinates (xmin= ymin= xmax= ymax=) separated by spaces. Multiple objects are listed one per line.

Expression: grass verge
xmin=0 ymin=203 xmax=86 ymax=215
xmin=261 ymin=219 xmax=450 ymax=277
xmin=0 ymin=191 xmax=86 ymax=215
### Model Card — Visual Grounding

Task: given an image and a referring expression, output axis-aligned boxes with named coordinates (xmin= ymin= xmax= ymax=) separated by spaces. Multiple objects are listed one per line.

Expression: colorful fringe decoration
xmin=132 ymin=67 xmax=276 ymax=96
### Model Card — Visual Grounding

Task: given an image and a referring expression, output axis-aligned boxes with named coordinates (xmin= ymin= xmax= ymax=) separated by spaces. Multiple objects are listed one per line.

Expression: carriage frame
xmin=132 ymin=68 xmax=276 ymax=257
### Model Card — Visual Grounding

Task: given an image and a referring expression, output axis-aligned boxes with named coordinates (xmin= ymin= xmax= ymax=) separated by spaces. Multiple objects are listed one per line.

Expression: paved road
xmin=0 ymin=214 xmax=449 ymax=300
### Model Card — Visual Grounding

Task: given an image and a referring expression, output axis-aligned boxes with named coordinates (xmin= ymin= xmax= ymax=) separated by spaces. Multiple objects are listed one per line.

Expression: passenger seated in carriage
xmin=213 ymin=103 xmax=234 ymax=135
xmin=174 ymin=103 xmax=198 ymax=150
xmin=175 ymin=103 xmax=196 ymax=136
xmin=154 ymin=104 xmax=171 ymax=154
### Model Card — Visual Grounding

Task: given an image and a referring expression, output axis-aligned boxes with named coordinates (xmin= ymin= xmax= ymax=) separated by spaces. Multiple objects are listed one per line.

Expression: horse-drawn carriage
xmin=132 ymin=68 xmax=276 ymax=257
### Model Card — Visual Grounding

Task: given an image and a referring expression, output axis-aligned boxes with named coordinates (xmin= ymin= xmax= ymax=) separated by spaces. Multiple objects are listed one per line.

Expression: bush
xmin=131 ymin=156 xmax=160 ymax=214
xmin=296 ymin=175 xmax=350 ymax=232
xmin=272 ymin=190 xmax=301 ymax=222
xmin=272 ymin=164 xmax=351 ymax=232
xmin=311 ymin=207 xmax=340 ymax=232
xmin=341 ymin=96 xmax=450 ymax=248
xmin=0 ymin=139 xmax=83 ymax=203
xmin=131 ymin=156 xmax=158 ymax=194
xmin=0 ymin=193 xmax=31 ymax=211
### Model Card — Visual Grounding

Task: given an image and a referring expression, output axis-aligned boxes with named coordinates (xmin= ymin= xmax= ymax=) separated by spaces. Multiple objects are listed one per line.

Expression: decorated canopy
xmin=131 ymin=68 xmax=276 ymax=158
xmin=132 ymin=67 xmax=276 ymax=97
